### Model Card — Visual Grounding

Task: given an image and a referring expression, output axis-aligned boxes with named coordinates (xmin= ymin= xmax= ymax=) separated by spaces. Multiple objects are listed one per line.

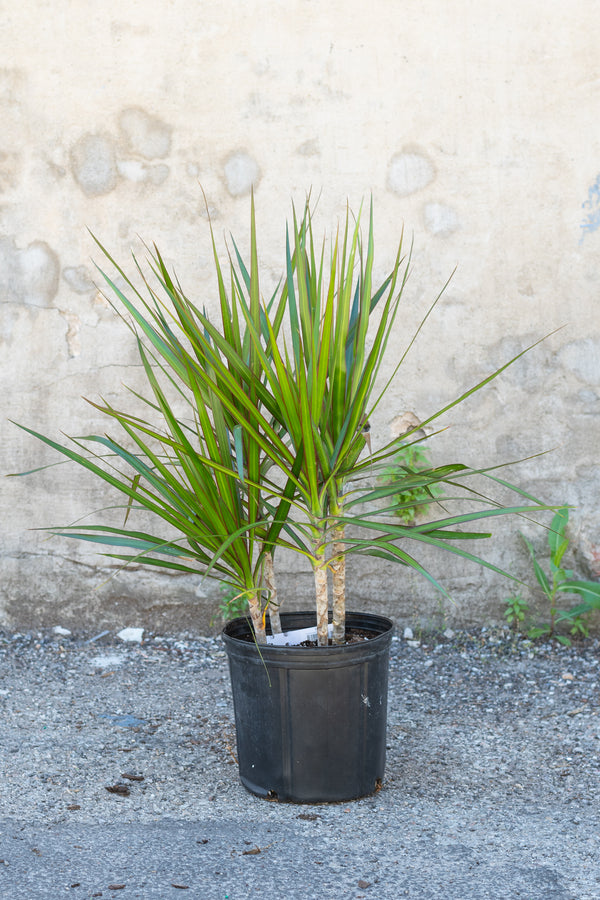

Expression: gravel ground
xmin=0 ymin=625 xmax=598 ymax=899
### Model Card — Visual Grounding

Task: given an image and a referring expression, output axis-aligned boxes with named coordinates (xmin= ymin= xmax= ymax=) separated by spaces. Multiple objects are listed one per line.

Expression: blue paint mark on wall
xmin=580 ymin=174 xmax=600 ymax=242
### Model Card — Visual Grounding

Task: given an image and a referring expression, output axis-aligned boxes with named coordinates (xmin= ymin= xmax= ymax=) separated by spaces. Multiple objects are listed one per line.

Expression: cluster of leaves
xmin=212 ymin=581 xmax=250 ymax=625
xmin=378 ymin=441 xmax=445 ymax=525
xmin=503 ymin=507 xmax=600 ymax=645
xmin=12 ymin=194 xmax=558 ymax=645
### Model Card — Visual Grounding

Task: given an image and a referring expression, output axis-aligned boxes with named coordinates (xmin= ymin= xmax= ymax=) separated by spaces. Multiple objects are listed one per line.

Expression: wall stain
xmin=223 ymin=150 xmax=261 ymax=197
xmin=0 ymin=67 xmax=26 ymax=106
xmin=296 ymin=139 xmax=320 ymax=157
xmin=558 ymin=337 xmax=600 ymax=385
xmin=62 ymin=265 xmax=95 ymax=295
xmin=0 ymin=150 xmax=21 ymax=192
xmin=424 ymin=202 xmax=459 ymax=237
xmin=70 ymin=133 xmax=118 ymax=197
xmin=0 ymin=236 xmax=59 ymax=306
xmin=118 ymin=107 xmax=172 ymax=160
xmin=580 ymin=173 xmax=600 ymax=242
xmin=387 ymin=147 xmax=435 ymax=197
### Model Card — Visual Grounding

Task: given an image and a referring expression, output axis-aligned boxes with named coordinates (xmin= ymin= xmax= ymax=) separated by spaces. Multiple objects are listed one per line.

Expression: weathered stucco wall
xmin=1 ymin=1 xmax=599 ymax=633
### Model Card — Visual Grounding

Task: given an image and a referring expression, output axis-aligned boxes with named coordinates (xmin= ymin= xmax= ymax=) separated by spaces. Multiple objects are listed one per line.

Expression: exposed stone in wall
xmin=390 ymin=411 xmax=427 ymax=440
xmin=118 ymin=107 xmax=172 ymax=160
xmin=0 ymin=236 xmax=59 ymax=306
xmin=70 ymin=133 xmax=118 ymax=197
xmin=223 ymin=150 xmax=260 ymax=197
xmin=387 ymin=148 xmax=435 ymax=197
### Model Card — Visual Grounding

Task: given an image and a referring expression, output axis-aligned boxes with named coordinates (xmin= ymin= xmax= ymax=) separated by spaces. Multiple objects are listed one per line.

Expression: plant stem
xmin=264 ymin=550 xmax=282 ymax=634
xmin=247 ymin=592 xmax=266 ymax=643
xmin=313 ymin=536 xmax=329 ymax=647
xmin=330 ymin=521 xmax=346 ymax=644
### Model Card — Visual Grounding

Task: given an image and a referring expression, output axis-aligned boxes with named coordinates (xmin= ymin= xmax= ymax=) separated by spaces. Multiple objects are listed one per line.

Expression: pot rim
xmin=222 ymin=610 xmax=394 ymax=668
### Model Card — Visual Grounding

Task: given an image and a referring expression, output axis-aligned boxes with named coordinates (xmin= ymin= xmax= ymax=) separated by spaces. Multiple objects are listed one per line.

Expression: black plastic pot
xmin=222 ymin=610 xmax=393 ymax=803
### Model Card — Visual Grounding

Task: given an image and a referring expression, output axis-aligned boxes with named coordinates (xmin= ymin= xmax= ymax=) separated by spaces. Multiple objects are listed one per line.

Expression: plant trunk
xmin=314 ymin=540 xmax=329 ymax=646
xmin=331 ymin=522 xmax=346 ymax=644
xmin=247 ymin=592 xmax=266 ymax=643
xmin=264 ymin=551 xmax=282 ymax=634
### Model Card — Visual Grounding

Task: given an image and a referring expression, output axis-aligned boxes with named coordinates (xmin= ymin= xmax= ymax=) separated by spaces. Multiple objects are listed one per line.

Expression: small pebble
xmin=117 ymin=628 xmax=144 ymax=643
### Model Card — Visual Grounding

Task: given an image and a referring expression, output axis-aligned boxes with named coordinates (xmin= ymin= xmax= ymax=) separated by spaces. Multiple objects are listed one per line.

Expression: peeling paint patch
xmin=62 ymin=265 xmax=95 ymax=294
xmin=60 ymin=310 xmax=81 ymax=358
xmin=0 ymin=236 xmax=59 ymax=306
xmin=387 ymin=149 xmax=435 ymax=197
xmin=70 ymin=133 xmax=118 ymax=196
xmin=424 ymin=202 xmax=459 ymax=237
xmin=223 ymin=150 xmax=260 ymax=197
xmin=118 ymin=107 xmax=172 ymax=160
xmin=116 ymin=159 xmax=147 ymax=182
xmin=580 ymin=173 xmax=600 ymax=242
xmin=117 ymin=158 xmax=170 ymax=185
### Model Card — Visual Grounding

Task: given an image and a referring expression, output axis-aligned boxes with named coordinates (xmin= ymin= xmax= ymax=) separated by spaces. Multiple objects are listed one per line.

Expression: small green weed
xmin=379 ymin=442 xmax=444 ymax=525
xmin=503 ymin=595 xmax=530 ymax=631
xmin=522 ymin=507 xmax=600 ymax=645
xmin=211 ymin=582 xmax=249 ymax=625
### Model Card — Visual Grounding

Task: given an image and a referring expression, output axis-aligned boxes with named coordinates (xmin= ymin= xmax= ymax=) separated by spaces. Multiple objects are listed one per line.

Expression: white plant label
xmin=266 ymin=624 xmax=333 ymax=646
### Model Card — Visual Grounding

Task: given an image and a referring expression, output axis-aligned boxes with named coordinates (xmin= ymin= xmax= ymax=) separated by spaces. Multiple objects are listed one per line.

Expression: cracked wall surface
xmin=1 ymin=0 xmax=599 ymax=632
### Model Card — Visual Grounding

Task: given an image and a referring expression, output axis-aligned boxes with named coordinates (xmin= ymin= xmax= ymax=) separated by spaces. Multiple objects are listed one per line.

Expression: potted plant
xmin=12 ymin=193 xmax=552 ymax=803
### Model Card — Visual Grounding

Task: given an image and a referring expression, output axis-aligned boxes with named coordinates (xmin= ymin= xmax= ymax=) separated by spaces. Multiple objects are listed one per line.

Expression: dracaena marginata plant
xmin=12 ymin=194 xmax=553 ymax=646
